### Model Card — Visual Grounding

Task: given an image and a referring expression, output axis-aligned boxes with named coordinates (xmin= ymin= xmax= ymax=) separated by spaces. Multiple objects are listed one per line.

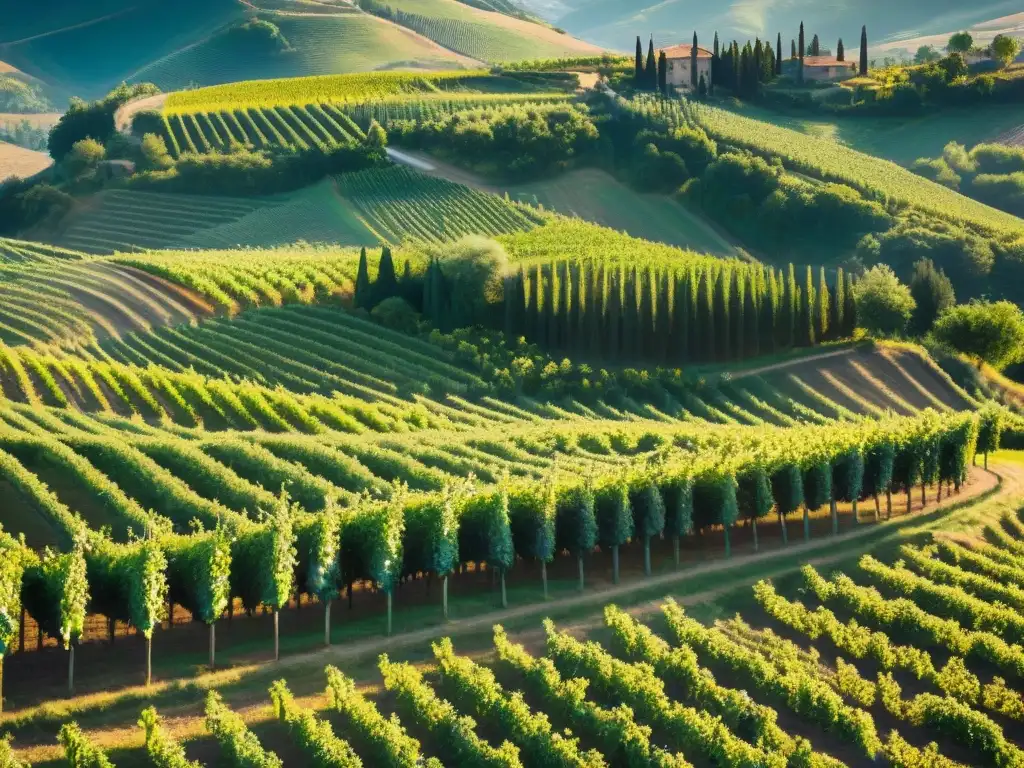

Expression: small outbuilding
xmin=800 ymin=55 xmax=857 ymax=81
xmin=659 ymin=44 xmax=714 ymax=90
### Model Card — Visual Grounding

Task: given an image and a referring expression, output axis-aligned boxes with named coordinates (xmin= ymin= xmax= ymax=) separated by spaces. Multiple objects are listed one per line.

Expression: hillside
xmin=519 ymin=0 xmax=1020 ymax=53
xmin=0 ymin=140 xmax=52 ymax=179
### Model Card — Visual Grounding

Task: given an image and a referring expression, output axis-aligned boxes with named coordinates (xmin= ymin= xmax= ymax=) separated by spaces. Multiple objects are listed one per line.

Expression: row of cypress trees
xmin=503 ymin=261 xmax=857 ymax=365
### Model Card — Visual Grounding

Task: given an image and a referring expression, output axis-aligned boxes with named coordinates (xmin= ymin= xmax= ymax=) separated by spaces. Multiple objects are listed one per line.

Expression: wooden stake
xmin=500 ymin=570 xmax=507 ymax=609
xmin=673 ymin=535 xmax=680 ymax=568
xmin=324 ymin=599 xmax=332 ymax=647
xmin=68 ymin=645 xmax=75 ymax=695
xmin=803 ymin=506 xmax=810 ymax=542
xmin=577 ymin=555 xmax=584 ymax=592
xmin=612 ymin=545 xmax=620 ymax=584
xmin=146 ymin=636 xmax=152 ymax=687
xmin=386 ymin=592 xmax=393 ymax=637
xmin=541 ymin=561 xmax=548 ymax=600
xmin=724 ymin=525 xmax=731 ymax=558
xmin=209 ymin=624 xmax=216 ymax=670
xmin=779 ymin=511 xmax=788 ymax=545
xmin=752 ymin=518 xmax=759 ymax=552
xmin=273 ymin=608 xmax=280 ymax=662
xmin=830 ymin=498 xmax=838 ymax=536
xmin=443 ymin=575 xmax=449 ymax=620
xmin=643 ymin=537 xmax=651 ymax=576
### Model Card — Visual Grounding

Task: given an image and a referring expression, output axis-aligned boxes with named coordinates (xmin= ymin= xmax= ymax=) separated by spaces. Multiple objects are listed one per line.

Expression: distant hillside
xmin=518 ymin=0 xmax=1021 ymax=54
xmin=0 ymin=141 xmax=52 ymax=180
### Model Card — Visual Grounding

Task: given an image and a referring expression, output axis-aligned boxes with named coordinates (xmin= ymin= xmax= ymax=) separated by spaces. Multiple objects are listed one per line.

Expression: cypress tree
xmin=691 ymin=31 xmax=699 ymax=89
xmin=421 ymin=258 xmax=435 ymax=321
xmin=744 ymin=271 xmax=759 ymax=358
xmin=688 ymin=266 xmax=701 ymax=356
xmin=801 ymin=265 xmax=816 ymax=346
xmin=844 ymin=271 xmax=857 ymax=335
xmin=354 ymin=247 xmax=371 ymax=310
xmin=831 ymin=267 xmax=845 ymax=340
xmin=605 ymin=268 xmax=621 ymax=360
xmin=798 ymin=22 xmax=805 ymax=81
xmin=777 ymin=32 xmax=783 ymax=73
xmin=646 ymin=38 xmax=657 ymax=89
xmin=815 ymin=266 xmax=830 ymax=342
xmin=374 ymin=245 xmax=399 ymax=306
xmin=585 ymin=263 xmax=601 ymax=357
xmin=760 ymin=268 xmax=777 ymax=353
xmin=656 ymin=271 xmax=671 ymax=364
xmin=754 ymin=38 xmax=763 ymax=80
xmin=729 ymin=269 xmax=743 ymax=360
xmin=859 ymin=26 xmax=868 ymax=76
xmin=672 ymin=273 xmax=690 ymax=364
xmin=713 ymin=268 xmax=729 ymax=361
xmin=658 ymin=51 xmax=668 ymax=94
xmin=569 ymin=261 xmax=583 ymax=354
xmin=762 ymin=39 xmax=775 ymax=82
xmin=836 ymin=38 xmax=845 ymax=61
xmin=531 ymin=263 xmax=544 ymax=345
xmin=714 ymin=31 xmax=720 ymax=58
xmin=810 ymin=34 xmax=820 ymax=56
xmin=635 ymin=36 xmax=644 ymax=83
xmin=782 ymin=264 xmax=797 ymax=348
xmin=556 ymin=261 xmax=570 ymax=352
xmin=545 ymin=263 xmax=558 ymax=350
xmin=732 ymin=42 xmax=740 ymax=91
xmin=504 ymin=270 xmax=526 ymax=339
xmin=623 ymin=267 xmax=640 ymax=361
xmin=697 ymin=269 xmax=714 ymax=362
xmin=639 ymin=268 xmax=655 ymax=359
xmin=791 ymin=39 xmax=797 ymax=59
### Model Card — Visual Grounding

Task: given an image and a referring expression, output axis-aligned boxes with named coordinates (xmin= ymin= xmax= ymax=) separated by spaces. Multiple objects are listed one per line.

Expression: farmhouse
xmin=801 ymin=55 xmax=857 ymax=81
xmin=659 ymin=44 xmax=713 ymax=90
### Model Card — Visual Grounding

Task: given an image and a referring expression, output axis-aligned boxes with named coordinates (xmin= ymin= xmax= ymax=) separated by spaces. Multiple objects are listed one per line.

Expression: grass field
xmin=723 ymin=100 xmax=1024 ymax=166
xmin=374 ymin=0 xmax=602 ymax=63
xmin=505 ymin=167 xmax=741 ymax=257
xmin=0 ymin=140 xmax=52 ymax=179
xmin=131 ymin=12 xmax=480 ymax=94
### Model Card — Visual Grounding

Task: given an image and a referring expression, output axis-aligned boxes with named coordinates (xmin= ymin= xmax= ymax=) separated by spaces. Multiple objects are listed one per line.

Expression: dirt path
xmin=729 ymin=347 xmax=857 ymax=378
xmin=114 ymin=93 xmax=168 ymax=134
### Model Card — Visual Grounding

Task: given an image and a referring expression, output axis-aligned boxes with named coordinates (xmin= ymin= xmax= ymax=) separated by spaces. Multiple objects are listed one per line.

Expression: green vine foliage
xmin=940 ymin=418 xmax=978 ymax=488
xmin=977 ymin=405 xmax=1006 ymax=456
xmin=770 ymin=464 xmax=804 ymax=517
xmin=0 ymin=735 xmax=27 ymax=768
xmin=862 ymin=440 xmax=895 ymax=497
xmin=205 ymin=690 xmax=283 ymax=768
xmin=736 ymin=467 xmax=774 ymax=522
xmin=507 ymin=482 xmax=556 ymax=564
xmin=592 ymin=478 xmax=630 ymax=551
xmin=660 ymin=472 xmax=694 ymax=536
xmin=459 ymin=486 xmax=515 ymax=572
xmin=803 ymin=461 xmax=832 ymax=511
xmin=164 ymin=527 xmax=231 ymax=625
xmin=230 ymin=494 xmax=297 ymax=612
xmin=832 ymin=449 xmax=865 ymax=503
xmin=139 ymin=706 xmax=202 ymax=768
xmin=59 ymin=722 xmax=114 ymax=768
xmin=295 ymin=500 xmax=342 ymax=601
xmin=402 ymin=488 xmax=459 ymax=579
xmin=891 ymin=437 xmax=924 ymax=494
xmin=920 ymin=431 xmax=942 ymax=487
xmin=342 ymin=493 xmax=405 ymax=593
xmin=86 ymin=539 xmax=168 ymax=640
xmin=0 ymin=528 xmax=27 ymax=658
xmin=692 ymin=471 xmax=739 ymax=530
xmin=629 ymin=479 xmax=666 ymax=541
xmin=22 ymin=543 xmax=88 ymax=650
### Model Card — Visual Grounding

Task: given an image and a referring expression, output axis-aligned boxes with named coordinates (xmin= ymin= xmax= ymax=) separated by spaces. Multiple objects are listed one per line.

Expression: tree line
xmin=501 ymin=260 xmax=858 ymax=365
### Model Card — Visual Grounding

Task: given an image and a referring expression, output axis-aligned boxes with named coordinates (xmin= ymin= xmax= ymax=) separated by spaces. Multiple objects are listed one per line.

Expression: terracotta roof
xmin=659 ymin=44 xmax=714 ymax=60
xmin=803 ymin=56 xmax=856 ymax=67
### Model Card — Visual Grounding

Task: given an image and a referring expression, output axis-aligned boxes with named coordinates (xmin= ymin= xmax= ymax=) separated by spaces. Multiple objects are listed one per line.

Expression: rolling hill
xmin=0 ymin=140 xmax=52 ymax=180
xmin=518 ymin=0 xmax=1022 ymax=54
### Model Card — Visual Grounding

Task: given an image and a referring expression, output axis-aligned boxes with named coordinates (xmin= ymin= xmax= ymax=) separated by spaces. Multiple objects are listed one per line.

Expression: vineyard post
xmin=723 ymin=524 xmax=731 ymax=558
xmin=920 ymin=481 xmax=926 ymax=508
xmin=673 ymin=535 xmax=680 ymax=568
xmin=0 ymin=656 xmax=3 ymax=713
xmin=872 ymin=495 xmax=879 ymax=522
xmin=779 ymin=511 xmax=788 ymax=545
xmin=146 ymin=636 xmax=152 ymax=687
xmin=209 ymin=623 xmax=216 ymax=669
xmin=612 ymin=545 xmax=620 ymax=584
xmin=18 ymin=609 xmax=23 ymax=653
xmin=68 ymin=644 xmax=75 ymax=695
xmin=803 ymin=504 xmax=811 ymax=542
xmin=852 ymin=498 xmax=859 ymax=525
xmin=541 ymin=561 xmax=548 ymax=599
xmin=578 ymin=555 xmax=584 ymax=592
xmin=387 ymin=591 xmax=393 ymax=637
xmin=830 ymin=494 xmax=838 ymax=536
xmin=886 ymin=490 xmax=892 ymax=519
xmin=500 ymin=569 xmax=507 ymax=609
xmin=443 ymin=574 xmax=449 ymax=619
xmin=324 ymin=597 xmax=332 ymax=646
xmin=273 ymin=608 xmax=280 ymax=661
xmin=643 ymin=536 xmax=652 ymax=576
xmin=906 ymin=487 xmax=912 ymax=515
xmin=752 ymin=518 xmax=759 ymax=552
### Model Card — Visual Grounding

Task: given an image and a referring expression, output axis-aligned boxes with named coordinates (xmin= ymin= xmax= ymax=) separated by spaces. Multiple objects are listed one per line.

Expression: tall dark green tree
xmin=697 ymin=269 xmax=714 ymax=361
xmin=544 ymin=264 xmax=558 ymax=350
xmin=713 ymin=269 xmax=730 ymax=361
xmin=354 ymin=247 xmax=371 ymax=310
xmin=814 ymin=266 xmax=830 ymax=342
xmin=801 ymin=265 xmax=815 ymax=346
xmin=635 ymin=36 xmax=644 ymax=84
xmin=585 ymin=263 xmax=602 ymax=357
xmin=569 ymin=262 xmax=583 ymax=353
xmin=744 ymin=271 xmax=759 ymax=358
xmin=557 ymin=482 xmax=599 ymax=590
xmin=374 ymin=245 xmax=399 ymax=306
xmin=605 ymin=268 xmax=621 ymax=360
xmin=859 ymin=26 xmax=869 ymax=76
xmin=639 ymin=268 xmax=655 ymax=358
xmin=782 ymin=263 xmax=797 ymax=348
xmin=556 ymin=261 xmax=569 ymax=352
xmin=762 ymin=39 xmax=775 ymax=81
xmin=843 ymin=271 xmax=857 ymax=336
xmin=656 ymin=271 xmax=671 ymax=363
xmin=504 ymin=270 xmax=526 ymax=339
xmin=623 ymin=267 xmax=640 ymax=362
xmin=528 ymin=263 xmax=542 ymax=344
xmin=791 ymin=39 xmax=797 ymax=59
xmin=909 ymin=258 xmax=956 ymax=336
xmin=809 ymin=34 xmax=820 ymax=56
xmin=646 ymin=38 xmax=657 ymax=89
xmin=729 ymin=269 xmax=743 ymax=361
xmin=777 ymin=32 xmax=783 ymax=73
xmin=798 ymin=22 xmax=805 ymax=81
xmin=672 ymin=274 xmax=690 ymax=364
xmin=754 ymin=39 xmax=764 ymax=80
xmin=836 ymin=39 xmax=845 ymax=61
xmin=831 ymin=267 xmax=846 ymax=340
xmin=630 ymin=481 xmax=665 ymax=577
xmin=658 ymin=51 xmax=668 ymax=94
xmin=691 ymin=32 xmax=699 ymax=89
xmin=594 ymin=479 xmax=630 ymax=585
xmin=761 ymin=268 xmax=778 ymax=352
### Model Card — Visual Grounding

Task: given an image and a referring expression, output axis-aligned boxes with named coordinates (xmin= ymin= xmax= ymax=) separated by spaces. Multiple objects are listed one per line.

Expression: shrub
xmin=932 ymin=300 xmax=1024 ymax=370
xmin=853 ymin=264 xmax=915 ymax=336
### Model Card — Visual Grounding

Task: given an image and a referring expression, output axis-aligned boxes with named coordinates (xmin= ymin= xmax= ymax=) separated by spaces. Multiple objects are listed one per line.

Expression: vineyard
xmin=999 ymin=124 xmax=1024 ymax=147
xmin=24 ymin=491 xmax=1024 ymax=766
